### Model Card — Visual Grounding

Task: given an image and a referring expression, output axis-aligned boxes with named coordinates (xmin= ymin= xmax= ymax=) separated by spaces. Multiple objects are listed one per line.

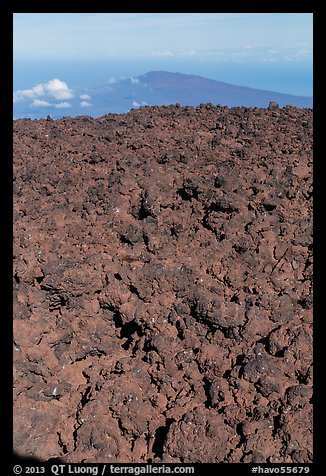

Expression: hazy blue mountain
xmin=14 ymin=71 xmax=313 ymax=119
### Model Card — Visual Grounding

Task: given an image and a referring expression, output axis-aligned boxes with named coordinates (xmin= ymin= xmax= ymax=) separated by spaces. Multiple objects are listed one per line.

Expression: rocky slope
xmin=13 ymin=103 xmax=313 ymax=463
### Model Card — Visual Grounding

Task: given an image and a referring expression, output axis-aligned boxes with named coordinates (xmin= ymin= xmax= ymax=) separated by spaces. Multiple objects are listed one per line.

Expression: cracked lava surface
xmin=13 ymin=103 xmax=313 ymax=463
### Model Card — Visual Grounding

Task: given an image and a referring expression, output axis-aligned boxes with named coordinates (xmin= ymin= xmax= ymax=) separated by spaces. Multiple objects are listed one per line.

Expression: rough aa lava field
xmin=13 ymin=103 xmax=313 ymax=463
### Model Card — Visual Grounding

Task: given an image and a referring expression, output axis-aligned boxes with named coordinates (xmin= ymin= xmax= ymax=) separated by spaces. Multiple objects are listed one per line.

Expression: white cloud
xmin=80 ymin=94 xmax=91 ymax=100
xmin=26 ymin=83 xmax=45 ymax=97
xmin=132 ymin=101 xmax=141 ymax=107
xmin=107 ymin=77 xmax=117 ymax=84
xmin=55 ymin=101 xmax=72 ymax=108
xmin=80 ymin=101 xmax=92 ymax=107
xmin=31 ymin=99 xmax=51 ymax=107
xmin=130 ymin=77 xmax=140 ymax=85
xmin=14 ymin=84 xmax=45 ymax=102
xmin=14 ymin=78 xmax=74 ymax=103
xmin=45 ymin=79 xmax=74 ymax=99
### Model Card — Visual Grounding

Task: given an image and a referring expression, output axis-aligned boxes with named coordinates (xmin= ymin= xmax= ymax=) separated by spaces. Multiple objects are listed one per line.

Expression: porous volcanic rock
xmin=13 ymin=103 xmax=313 ymax=463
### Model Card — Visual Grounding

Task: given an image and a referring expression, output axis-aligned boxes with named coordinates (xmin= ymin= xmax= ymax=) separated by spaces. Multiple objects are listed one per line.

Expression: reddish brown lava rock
xmin=13 ymin=104 xmax=313 ymax=463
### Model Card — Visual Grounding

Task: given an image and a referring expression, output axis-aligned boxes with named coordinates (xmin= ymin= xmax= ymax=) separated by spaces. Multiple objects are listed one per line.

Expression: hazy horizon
xmin=14 ymin=57 xmax=313 ymax=96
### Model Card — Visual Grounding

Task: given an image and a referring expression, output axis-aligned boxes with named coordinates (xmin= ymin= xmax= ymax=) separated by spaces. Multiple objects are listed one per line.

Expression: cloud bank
xmin=14 ymin=79 xmax=74 ymax=105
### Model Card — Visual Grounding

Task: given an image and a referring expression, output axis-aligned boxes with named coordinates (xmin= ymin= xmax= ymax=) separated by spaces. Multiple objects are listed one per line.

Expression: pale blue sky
xmin=13 ymin=13 xmax=313 ymax=61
